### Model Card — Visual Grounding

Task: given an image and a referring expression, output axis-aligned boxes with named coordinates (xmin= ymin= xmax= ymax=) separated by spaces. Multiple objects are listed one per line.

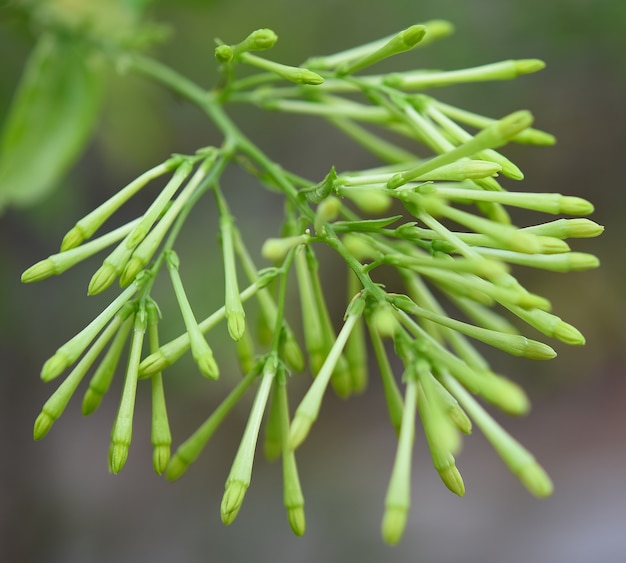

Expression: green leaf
xmin=0 ymin=34 xmax=104 ymax=212
xmin=332 ymin=215 xmax=403 ymax=232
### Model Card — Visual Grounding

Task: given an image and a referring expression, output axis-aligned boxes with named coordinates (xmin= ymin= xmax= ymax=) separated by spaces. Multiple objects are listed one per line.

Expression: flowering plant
xmin=5 ymin=2 xmax=602 ymax=545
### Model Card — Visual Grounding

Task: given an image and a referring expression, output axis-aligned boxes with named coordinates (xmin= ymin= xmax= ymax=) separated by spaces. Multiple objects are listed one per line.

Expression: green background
xmin=1 ymin=0 xmax=625 ymax=561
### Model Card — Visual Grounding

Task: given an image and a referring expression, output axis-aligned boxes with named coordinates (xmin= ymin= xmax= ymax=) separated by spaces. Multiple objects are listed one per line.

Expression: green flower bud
xmin=125 ymin=160 xmax=193 ymax=251
xmin=386 ymin=59 xmax=545 ymax=89
xmin=289 ymin=298 xmax=364 ymax=450
xmin=166 ymin=251 xmax=219 ymax=379
xmin=231 ymin=28 xmax=278 ymax=58
xmin=263 ymin=390 xmax=283 ymax=461
xmin=41 ymin=280 xmax=143 ymax=381
xmin=239 ymin=52 xmax=323 ymax=85
xmin=262 ymin=235 xmax=308 ymax=261
xmin=88 ymin=237 xmax=135 ymax=295
xmin=314 ymin=195 xmax=342 ymax=236
xmin=368 ymin=322 xmax=404 ymax=434
xmin=221 ymin=356 xmax=278 ymax=523
xmin=214 ymin=44 xmax=233 ymax=64
xmin=82 ymin=315 xmax=134 ymax=415
xmin=387 ymin=111 xmax=533 ymax=188
xmin=60 ymin=159 xmax=176 ymax=251
xmin=443 ymin=374 xmax=553 ymax=497
xmin=506 ymin=305 xmax=585 ymax=346
xmin=221 ymin=480 xmax=248 ymax=525
xmin=146 ymin=300 xmax=171 ymax=475
xmin=109 ymin=305 xmax=148 ymax=474
xmin=34 ymin=303 xmax=133 ymax=440
xmin=522 ymin=218 xmax=604 ymax=239
xmin=337 ymin=25 xmax=427 ymax=75
xmin=382 ymin=377 xmax=417 ymax=545
xmin=22 ymin=220 xmax=139 ymax=284
xmin=166 ymin=368 xmax=259 ymax=481
xmin=427 ymin=98 xmax=556 ymax=146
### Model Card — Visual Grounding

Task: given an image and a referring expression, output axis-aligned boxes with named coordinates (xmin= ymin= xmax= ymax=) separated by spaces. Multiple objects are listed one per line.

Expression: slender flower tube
xmin=60 ymin=157 xmax=183 ymax=251
xmin=34 ymin=301 xmax=135 ymax=440
xmin=166 ymin=367 xmax=260 ymax=481
xmin=146 ymin=300 xmax=171 ymax=475
xmin=165 ymin=250 xmax=219 ymax=379
xmin=442 ymin=373 xmax=553 ymax=497
xmin=275 ymin=367 xmax=306 ymax=536
xmin=381 ymin=371 xmax=418 ymax=545
xmin=41 ymin=276 xmax=145 ymax=381
xmin=82 ymin=314 xmax=134 ymax=415
xmin=109 ymin=303 xmax=147 ymax=474
xmin=22 ymin=218 xmax=140 ymax=283
xmin=221 ymin=355 xmax=278 ymax=524
xmin=336 ymin=25 xmax=427 ymax=75
xmin=289 ymin=293 xmax=366 ymax=450
xmin=214 ymin=185 xmax=246 ymax=341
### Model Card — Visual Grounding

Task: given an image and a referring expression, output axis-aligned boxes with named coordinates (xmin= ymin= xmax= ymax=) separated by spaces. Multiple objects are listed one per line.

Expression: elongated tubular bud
xmin=234 ymin=230 xmax=304 ymax=371
xmin=215 ymin=186 xmax=246 ymax=341
xmin=344 ymin=270 xmax=368 ymax=394
xmin=221 ymin=356 xmax=278 ymax=524
xmin=397 ymin=311 xmax=529 ymax=415
xmin=424 ymin=102 xmax=523 ymax=180
xmin=385 ymin=59 xmax=545 ymax=90
xmin=120 ymin=151 xmax=222 ymax=286
xmin=22 ymin=218 xmax=140 ymax=283
xmin=166 ymin=368 xmax=259 ymax=481
xmin=442 ymin=373 xmax=553 ymax=497
xmin=41 ymin=278 xmax=144 ymax=381
xmin=337 ymin=25 xmax=427 ymax=75
xmin=109 ymin=305 xmax=147 ymax=474
xmin=165 ymin=251 xmax=219 ymax=379
xmin=34 ymin=303 xmax=134 ymax=440
xmin=125 ymin=160 xmax=193 ymax=250
xmin=289 ymin=296 xmax=365 ymax=450
xmin=416 ymin=381 xmax=464 ymax=495
xmin=60 ymin=158 xmax=179 ymax=251
xmin=294 ymin=246 xmax=328 ymax=375
xmin=138 ymin=274 xmax=277 ymax=378
xmin=393 ymin=296 xmax=556 ymax=360
xmin=82 ymin=315 xmax=134 ymax=415
xmin=275 ymin=369 xmax=306 ymax=536
xmin=306 ymin=20 xmax=453 ymax=70
xmin=239 ymin=52 xmax=323 ymax=85
xmin=428 ymin=98 xmax=556 ymax=145
xmin=381 ymin=376 xmax=418 ymax=545
xmin=146 ymin=300 xmax=171 ymax=475
xmin=368 ymin=322 xmax=404 ymax=434
xmin=387 ymin=111 xmax=534 ymax=189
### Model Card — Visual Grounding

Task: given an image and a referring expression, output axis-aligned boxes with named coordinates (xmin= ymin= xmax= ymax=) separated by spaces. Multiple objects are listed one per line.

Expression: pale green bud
xmin=287 ymin=506 xmax=306 ymax=537
xmin=438 ymin=463 xmax=466 ymax=497
xmin=59 ymin=160 xmax=175 ymax=251
xmin=215 ymin=44 xmax=233 ymax=64
xmin=337 ymin=24 xmax=427 ymax=75
xmin=22 ymin=220 xmax=140 ymax=284
xmin=262 ymin=235 xmax=308 ymax=261
xmin=240 ymin=52 xmax=323 ymax=85
xmin=231 ymin=29 xmax=278 ymax=58
xmin=381 ymin=505 xmax=408 ymax=546
xmin=221 ymin=480 xmax=248 ymax=525
xmin=522 ymin=218 xmax=604 ymax=239
xmin=314 ymin=196 xmax=342 ymax=236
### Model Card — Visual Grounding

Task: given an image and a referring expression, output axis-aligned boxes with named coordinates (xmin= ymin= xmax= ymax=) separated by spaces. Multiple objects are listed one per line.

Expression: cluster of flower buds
xmin=23 ymin=22 xmax=602 ymax=544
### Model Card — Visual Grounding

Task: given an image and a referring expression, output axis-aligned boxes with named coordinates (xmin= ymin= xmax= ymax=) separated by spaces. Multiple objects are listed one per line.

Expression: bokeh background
xmin=1 ymin=0 xmax=625 ymax=561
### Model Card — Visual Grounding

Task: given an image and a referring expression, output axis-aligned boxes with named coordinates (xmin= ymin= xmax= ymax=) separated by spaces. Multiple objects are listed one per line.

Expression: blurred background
xmin=1 ymin=0 xmax=625 ymax=561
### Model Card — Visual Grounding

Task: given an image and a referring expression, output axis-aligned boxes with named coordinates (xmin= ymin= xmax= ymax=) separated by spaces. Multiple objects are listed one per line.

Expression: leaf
xmin=0 ymin=34 xmax=104 ymax=212
xmin=332 ymin=215 xmax=403 ymax=232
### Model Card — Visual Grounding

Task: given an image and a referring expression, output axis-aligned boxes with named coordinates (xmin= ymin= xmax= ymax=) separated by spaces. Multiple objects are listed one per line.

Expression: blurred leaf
xmin=0 ymin=33 xmax=104 ymax=212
